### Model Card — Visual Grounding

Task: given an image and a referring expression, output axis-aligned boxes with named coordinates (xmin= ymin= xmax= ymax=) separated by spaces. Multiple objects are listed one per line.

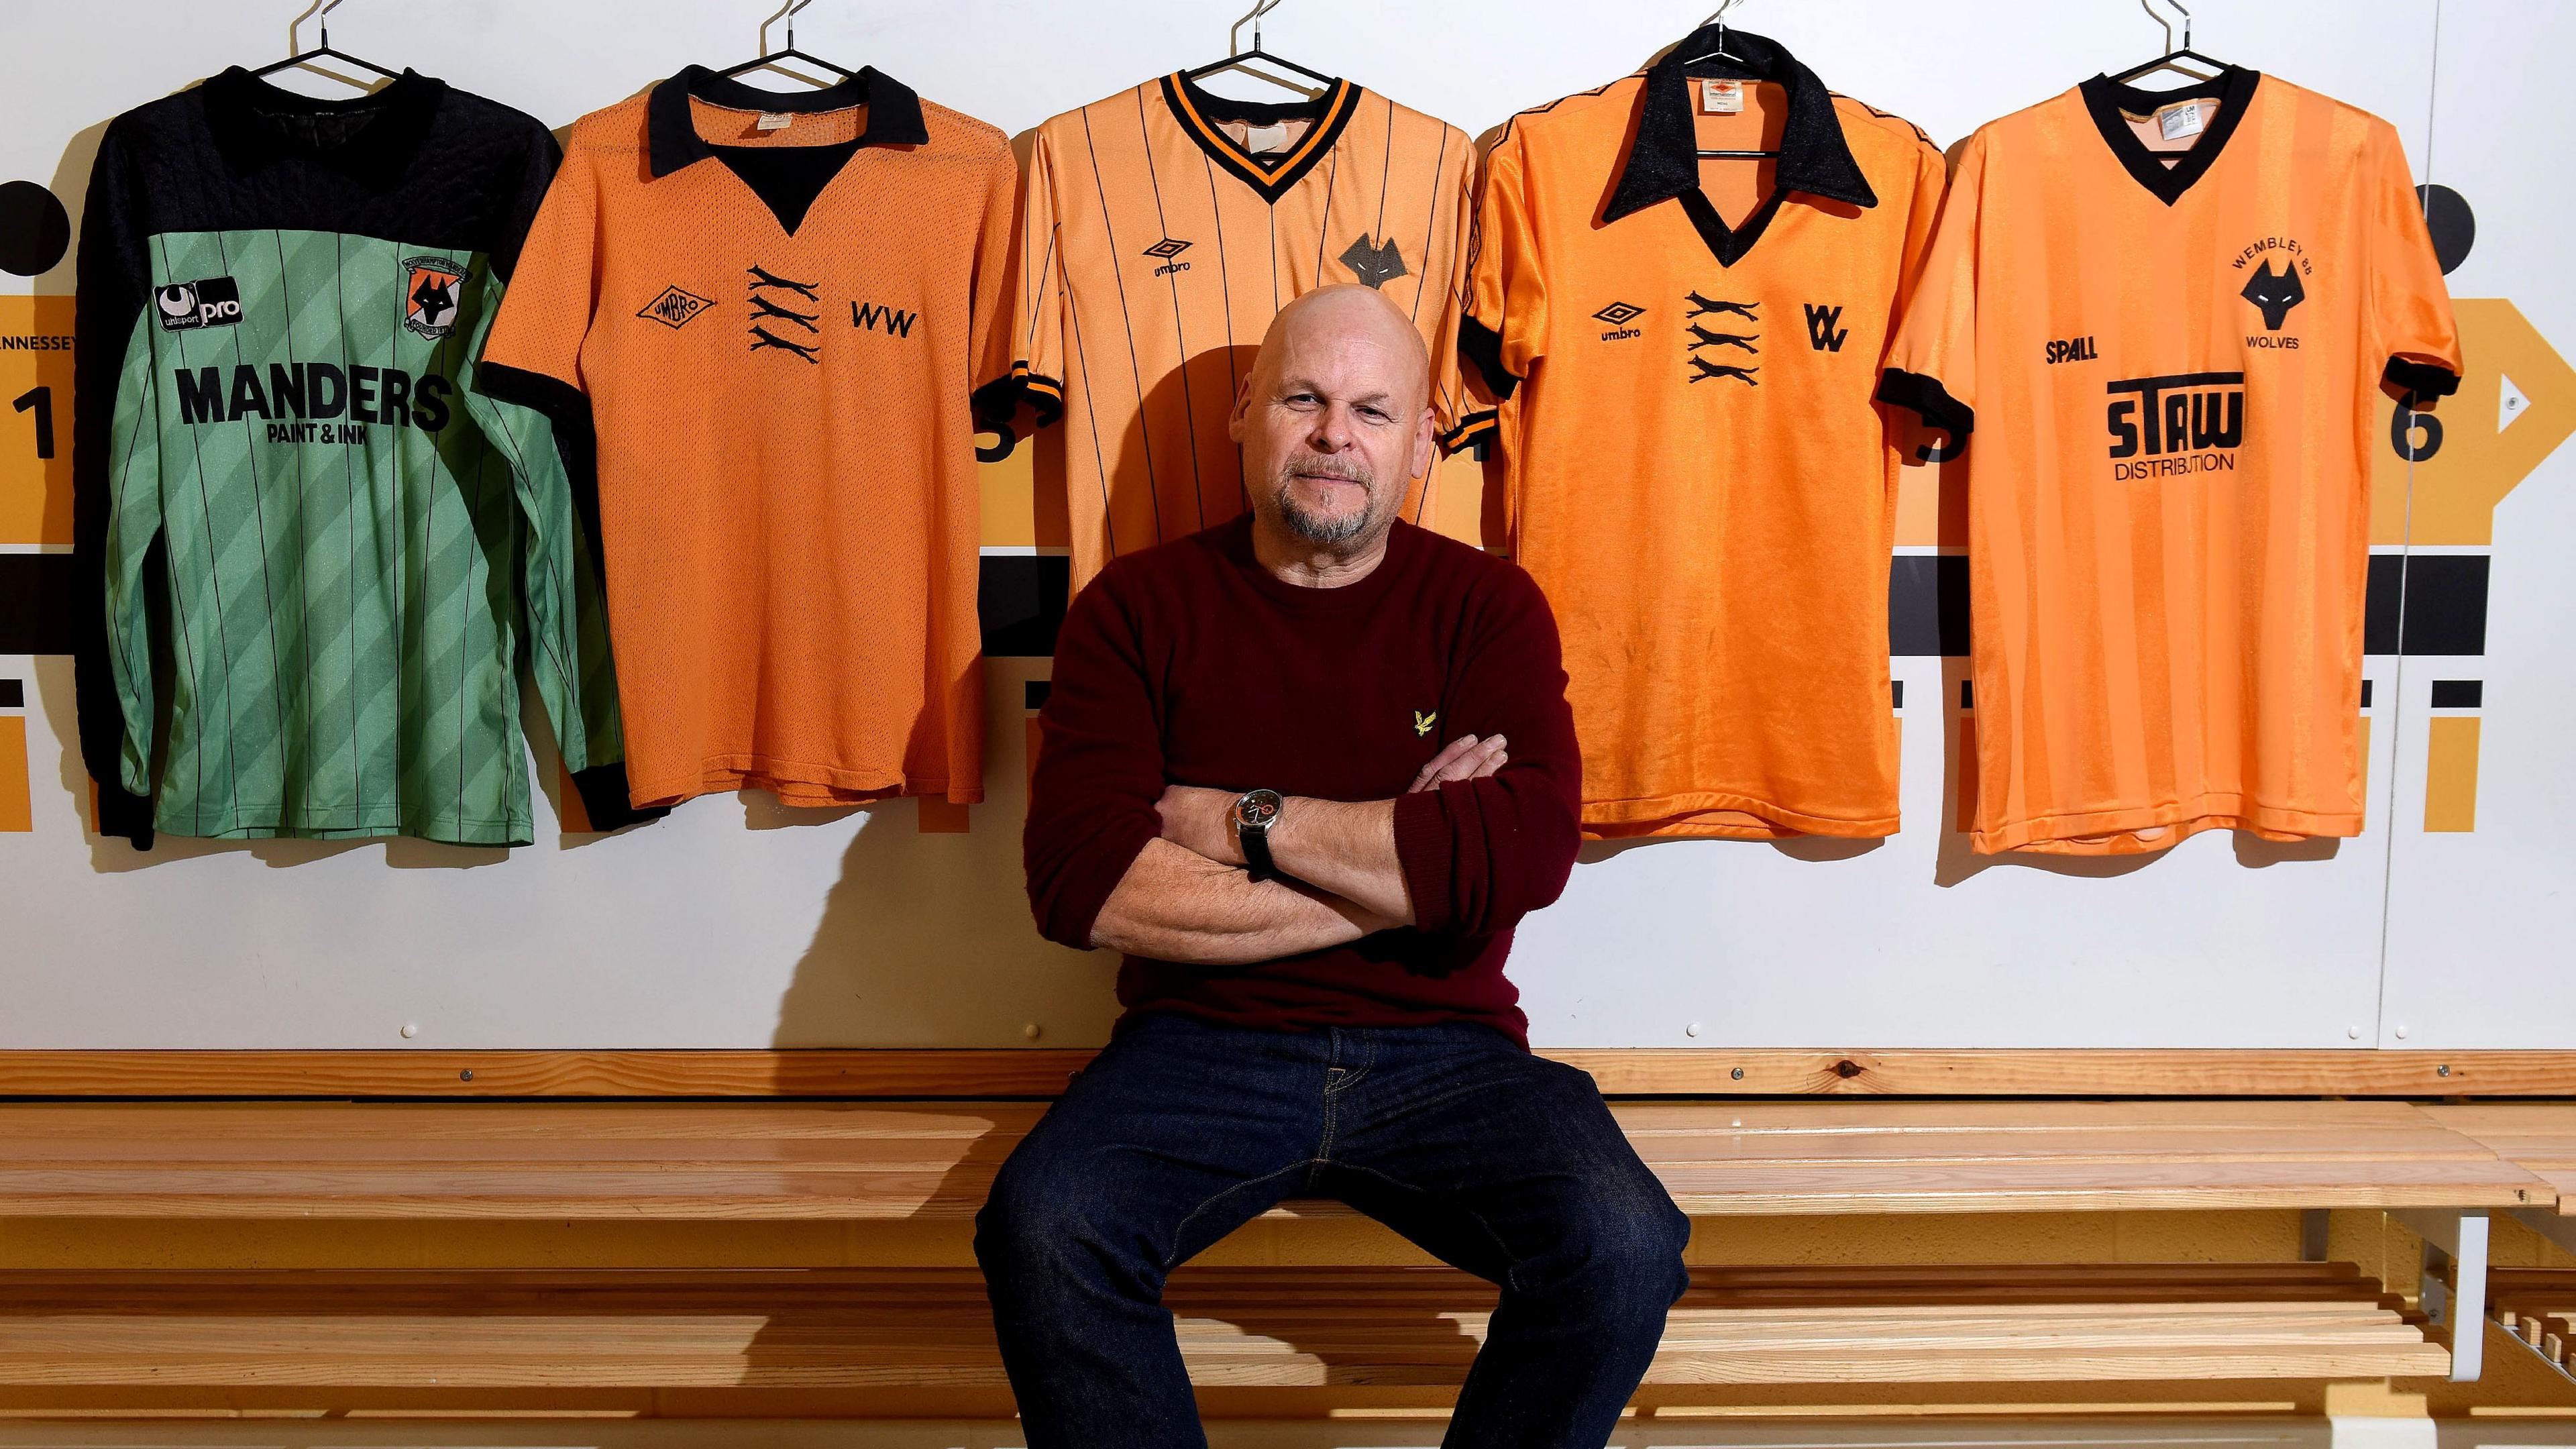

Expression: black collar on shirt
xmin=1602 ymin=27 xmax=1877 ymax=227
xmin=199 ymin=65 xmax=447 ymax=186
xmin=647 ymin=64 xmax=928 ymax=178
xmin=2077 ymin=64 xmax=2261 ymax=206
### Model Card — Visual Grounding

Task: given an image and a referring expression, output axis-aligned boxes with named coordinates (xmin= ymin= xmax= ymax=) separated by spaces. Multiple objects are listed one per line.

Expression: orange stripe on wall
xmin=2424 ymin=716 xmax=2481 ymax=833
xmin=0 ymin=716 xmax=30 ymax=832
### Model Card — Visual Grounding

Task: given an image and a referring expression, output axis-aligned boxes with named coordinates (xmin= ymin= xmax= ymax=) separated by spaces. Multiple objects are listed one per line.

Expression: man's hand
xmin=1408 ymin=735 xmax=1508 ymax=793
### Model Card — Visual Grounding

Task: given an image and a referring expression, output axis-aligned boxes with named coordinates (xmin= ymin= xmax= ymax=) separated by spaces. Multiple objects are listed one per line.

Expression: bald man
xmin=981 ymin=286 xmax=1690 ymax=1448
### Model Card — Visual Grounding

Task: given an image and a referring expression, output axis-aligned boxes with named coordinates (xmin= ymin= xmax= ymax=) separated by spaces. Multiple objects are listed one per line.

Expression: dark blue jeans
xmin=973 ymin=1012 xmax=1693 ymax=1448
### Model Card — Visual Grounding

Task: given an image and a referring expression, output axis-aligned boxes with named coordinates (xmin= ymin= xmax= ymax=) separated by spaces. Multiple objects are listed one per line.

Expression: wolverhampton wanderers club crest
xmin=401 ymin=256 xmax=468 ymax=341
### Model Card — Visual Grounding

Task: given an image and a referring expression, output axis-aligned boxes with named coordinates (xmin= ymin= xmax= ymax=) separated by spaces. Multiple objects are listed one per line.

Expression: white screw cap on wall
xmin=1022 ymin=1022 xmax=1042 ymax=1040
xmin=399 ymin=1022 xmax=418 ymax=1039
xmin=1684 ymin=1021 xmax=1703 ymax=1038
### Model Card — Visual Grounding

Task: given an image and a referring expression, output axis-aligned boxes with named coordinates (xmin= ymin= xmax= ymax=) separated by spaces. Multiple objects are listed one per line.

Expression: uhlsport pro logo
xmin=1340 ymin=234 xmax=1407 ymax=290
xmin=156 ymin=276 xmax=241 ymax=332
xmin=637 ymin=285 xmax=712 ymax=329
xmin=2106 ymin=370 xmax=2246 ymax=479
xmin=1593 ymin=301 xmax=1645 ymax=341
xmin=1144 ymin=237 xmax=1192 ymax=276
xmin=402 ymin=256 xmax=468 ymax=341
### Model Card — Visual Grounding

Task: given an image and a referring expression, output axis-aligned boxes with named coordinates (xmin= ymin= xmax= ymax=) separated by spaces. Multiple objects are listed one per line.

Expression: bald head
xmin=1229 ymin=284 xmax=1437 ymax=557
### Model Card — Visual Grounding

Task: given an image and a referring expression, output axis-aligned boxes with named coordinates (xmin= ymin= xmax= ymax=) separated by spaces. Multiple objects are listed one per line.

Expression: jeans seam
xmin=1162 ymin=1157 xmax=1320 ymax=1273
xmin=1328 ymin=1159 xmax=1527 ymax=1294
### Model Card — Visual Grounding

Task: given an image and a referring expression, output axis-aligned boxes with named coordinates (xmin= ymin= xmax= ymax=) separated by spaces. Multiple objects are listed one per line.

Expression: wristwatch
xmin=1232 ymin=789 xmax=1284 ymax=882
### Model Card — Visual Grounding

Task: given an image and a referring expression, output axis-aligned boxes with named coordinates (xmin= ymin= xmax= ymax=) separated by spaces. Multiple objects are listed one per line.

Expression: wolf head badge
xmin=2240 ymin=260 xmax=2306 ymax=331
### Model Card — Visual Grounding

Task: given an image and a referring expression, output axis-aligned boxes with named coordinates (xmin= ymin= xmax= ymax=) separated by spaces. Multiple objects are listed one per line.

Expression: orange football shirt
xmin=1462 ymin=31 xmax=1947 ymax=839
xmin=480 ymin=66 xmax=1019 ymax=810
xmin=1011 ymin=73 xmax=1481 ymax=588
xmin=1881 ymin=68 xmax=2462 ymax=854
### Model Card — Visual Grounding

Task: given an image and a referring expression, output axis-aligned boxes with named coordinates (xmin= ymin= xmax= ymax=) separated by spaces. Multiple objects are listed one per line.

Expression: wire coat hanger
xmin=1678 ymin=1 xmax=1777 ymax=162
xmin=253 ymin=0 xmax=402 ymax=86
xmin=1182 ymin=0 xmax=1337 ymax=96
xmin=2110 ymin=0 xmax=2230 ymax=86
xmin=719 ymin=0 xmax=857 ymax=85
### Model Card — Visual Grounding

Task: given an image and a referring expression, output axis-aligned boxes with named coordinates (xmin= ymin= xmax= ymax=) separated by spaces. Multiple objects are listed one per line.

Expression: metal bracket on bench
xmin=2394 ymin=1208 xmax=2489 ymax=1382
xmin=2511 ymin=1206 xmax=2576 ymax=1263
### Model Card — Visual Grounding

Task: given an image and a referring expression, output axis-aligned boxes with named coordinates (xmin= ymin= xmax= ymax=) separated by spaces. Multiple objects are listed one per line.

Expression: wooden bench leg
xmin=2394 ymin=1208 xmax=2489 ymax=1383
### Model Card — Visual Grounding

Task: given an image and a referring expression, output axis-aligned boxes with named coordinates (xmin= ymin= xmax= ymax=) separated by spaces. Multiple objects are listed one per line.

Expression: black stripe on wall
xmin=0 ymin=549 xmax=2502 ymax=666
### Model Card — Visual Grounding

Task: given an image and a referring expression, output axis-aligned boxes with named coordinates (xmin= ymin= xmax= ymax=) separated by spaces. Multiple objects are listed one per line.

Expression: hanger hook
xmin=760 ymin=0 xmax=816 ymax=54
xmin=1230 ymin=0 xmax=1285 ymax=58
xmin=284 ymin=0 xmax=335 ymax=53
xmin=2141 ymin=0 xmax=2194 ymax=55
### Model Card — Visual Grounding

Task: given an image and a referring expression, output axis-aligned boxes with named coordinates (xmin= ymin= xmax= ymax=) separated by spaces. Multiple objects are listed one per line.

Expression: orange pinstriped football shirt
xmin=1882 ymin=68 xmax=2462 ymax=854
xmin=1011 ymin=73 xmax=1481 ymax=588
xmin=480 ymin=66 xmax=1019 ymax=811
xmin=1462 ymin=30 xmax=1948 ymax=840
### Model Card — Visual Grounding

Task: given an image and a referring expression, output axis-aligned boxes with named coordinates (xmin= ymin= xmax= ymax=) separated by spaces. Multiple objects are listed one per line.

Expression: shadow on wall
xmin=767 ymin=667 xmax=1121 ymax=1052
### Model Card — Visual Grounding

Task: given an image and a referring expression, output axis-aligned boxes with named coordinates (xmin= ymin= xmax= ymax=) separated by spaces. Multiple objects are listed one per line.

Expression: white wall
xmin=0 ymin=0 xmax=2567 ymax=1052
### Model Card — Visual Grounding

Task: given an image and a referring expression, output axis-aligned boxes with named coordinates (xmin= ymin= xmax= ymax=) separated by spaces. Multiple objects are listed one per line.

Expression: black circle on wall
xmin=2416 ymin=183 xmax=2475 ymax=275
xmin=0 ymin=180 xmax=72 ymax=277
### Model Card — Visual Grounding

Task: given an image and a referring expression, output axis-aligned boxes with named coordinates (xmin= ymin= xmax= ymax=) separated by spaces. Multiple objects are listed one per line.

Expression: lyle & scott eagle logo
xmin=402 ymin=257 xmax=467 ymax=341
xmin=1413 ymin=710 xmax=1438 ymax=737
xmin=1340 ymin=234 xmax=1408 ymax=289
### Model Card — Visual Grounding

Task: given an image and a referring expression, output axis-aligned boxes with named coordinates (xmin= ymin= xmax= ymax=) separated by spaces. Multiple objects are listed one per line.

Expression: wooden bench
xmin=0 ymin=1097 xmax=2556 ymax=1411
xmin=0 ymin=1263 xmax=2447 ymax=1400
xmin=0 ymin=1098 xmax=2544 ymax=1218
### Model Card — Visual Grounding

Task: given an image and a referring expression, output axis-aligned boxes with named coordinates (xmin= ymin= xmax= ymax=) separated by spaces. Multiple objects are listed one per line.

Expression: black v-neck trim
xmin=2078 ymin=66 xmax=2261 ymax=207
xmin=1158 ymin=72 xmax=1362 ymax=204
xmin=708 ymin=139 xmax=862 ymax=235
xmin=1678 ymin=187 xmax=1787 ymax=268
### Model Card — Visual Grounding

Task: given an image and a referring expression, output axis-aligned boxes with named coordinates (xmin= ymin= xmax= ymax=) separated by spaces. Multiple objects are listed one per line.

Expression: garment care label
xmin=2157 ymin=101 xmax=2206 ymax=140
xmin=755 ymin=112 xmax=794 ymax=131
xmin=1701 ymin=79 xmax=1745 ymax=114
xmin=1242 ymin=121 xmax=1291 ymax=154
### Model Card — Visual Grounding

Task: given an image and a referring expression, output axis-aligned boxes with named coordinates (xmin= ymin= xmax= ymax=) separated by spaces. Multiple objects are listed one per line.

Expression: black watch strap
xmin=1240 ymin=822 xmax=1278 ymax=883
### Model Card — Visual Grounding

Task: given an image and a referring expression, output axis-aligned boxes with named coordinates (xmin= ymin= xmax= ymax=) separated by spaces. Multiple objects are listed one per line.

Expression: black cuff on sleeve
xmin=2385 ymin=356 xmax=2462 ymax=408
xmin=571 ymin=763 xmax=668 ymax=833
xmin=969 ymin=366 xmax=1065 ymax=464
xmin=1437 ymin=409 xmax=1499 ymax=454
xmin=1457 ymin=316 xmax=1518 ymax=402
xmin=94 ymin=782 xmax=154 ymax=850
xmin=1875 ymin=368 xmax=1974 ymax=440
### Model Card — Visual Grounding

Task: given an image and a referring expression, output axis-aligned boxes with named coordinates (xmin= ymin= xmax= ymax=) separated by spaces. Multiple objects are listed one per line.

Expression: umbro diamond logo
xmin=1593 ymin=301 xmax=1645 ymax=341
xmin=638 ymin=286 xmax=712 ymax=329
xmin=1340 ymin=234 xmax=1408 ymax=289
xmin=156 ymin=276 xmax=241 ymax=331
xmin=1144 ymin=237 xmax=1193 ymax=276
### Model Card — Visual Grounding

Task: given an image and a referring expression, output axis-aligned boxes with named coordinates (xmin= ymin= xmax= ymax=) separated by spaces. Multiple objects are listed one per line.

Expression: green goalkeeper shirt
xmin=72 ymin=66 xmax=657 ymax=847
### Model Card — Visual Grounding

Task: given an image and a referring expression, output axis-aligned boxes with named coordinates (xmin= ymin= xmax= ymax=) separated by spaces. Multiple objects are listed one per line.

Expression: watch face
xmin=1234 ymin=790 xmax=1282 ymax=828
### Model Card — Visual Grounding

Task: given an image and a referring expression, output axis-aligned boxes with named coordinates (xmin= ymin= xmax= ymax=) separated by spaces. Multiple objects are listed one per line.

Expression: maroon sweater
xmin=1023 ymin=515 xmax=1582 ymax=1048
